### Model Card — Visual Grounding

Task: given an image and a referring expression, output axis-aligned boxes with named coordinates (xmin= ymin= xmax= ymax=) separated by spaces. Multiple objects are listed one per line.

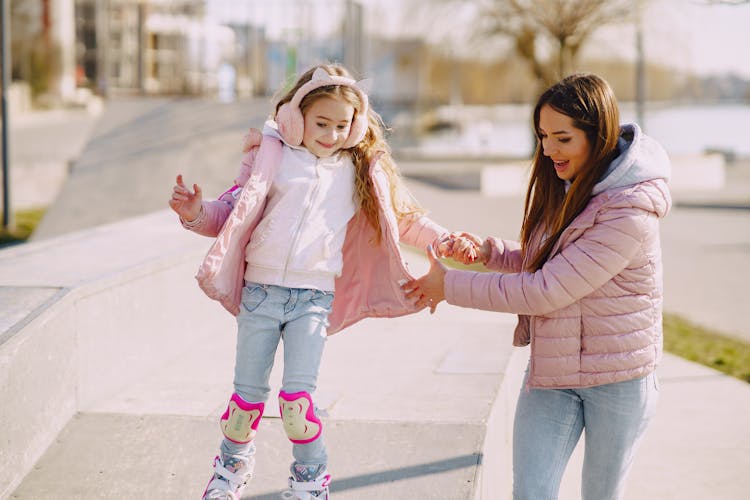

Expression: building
xmin=74 ymin=0 xmax=234 ymax=96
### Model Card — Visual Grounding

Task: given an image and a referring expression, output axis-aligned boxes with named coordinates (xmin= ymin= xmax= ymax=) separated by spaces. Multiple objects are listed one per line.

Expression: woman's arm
xmin=430 ymin=230 xmax=523 ymax=273
xmin=409 ymin=208 xmax=649 ymax=315
xmin=448 ymin=209 xmax=648 ymax=315
xmin=483 ymin=237 xmax=523 ymax=272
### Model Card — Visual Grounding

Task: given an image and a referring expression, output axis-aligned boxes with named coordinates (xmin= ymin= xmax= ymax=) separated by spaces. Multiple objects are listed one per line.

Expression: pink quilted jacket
xmin=445 ymin=124 xmax=672 ymax=388
xmin=184 ymin=133 xmax=447 ymax=334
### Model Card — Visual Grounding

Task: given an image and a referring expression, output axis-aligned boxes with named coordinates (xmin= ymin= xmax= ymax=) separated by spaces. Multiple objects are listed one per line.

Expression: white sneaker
xmin=280 ymin=463 xmax=331 ymax=500
xmin=202 ymin=454 xmax=254 ymax=500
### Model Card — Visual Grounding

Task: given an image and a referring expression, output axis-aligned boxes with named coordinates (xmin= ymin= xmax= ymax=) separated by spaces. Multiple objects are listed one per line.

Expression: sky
xmin=207 ymin=0 xmax=750 ymax=79
xmin=593 ymin=0 xmax=750 ymax=78
xmin=361 ymin=0 xmax=750 ymax=79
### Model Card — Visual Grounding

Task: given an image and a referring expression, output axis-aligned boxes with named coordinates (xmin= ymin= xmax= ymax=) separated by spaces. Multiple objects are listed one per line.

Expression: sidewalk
xmin=5 ymin=210 xmax=750 ymax=500
xmin=4 ymin=98 xmax=750 ymax=499
xmin=1 ymin=105 xmax=101 ymax=212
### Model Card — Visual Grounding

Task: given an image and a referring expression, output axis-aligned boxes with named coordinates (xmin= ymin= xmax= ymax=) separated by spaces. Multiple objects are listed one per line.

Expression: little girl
xmin=169 ymin=64 xmax=469 ymax=500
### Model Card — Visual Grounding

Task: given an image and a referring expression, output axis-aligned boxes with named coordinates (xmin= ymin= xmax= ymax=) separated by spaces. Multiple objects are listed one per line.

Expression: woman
xmin=404 ymin=73 xmax=671 ymax=500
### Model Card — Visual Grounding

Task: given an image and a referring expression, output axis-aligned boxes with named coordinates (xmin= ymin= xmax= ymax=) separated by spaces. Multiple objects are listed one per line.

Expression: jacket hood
xmin=593 ymin=123 xmax=670 ymax=195
xmin=263 ymin=120 xmax=288 ymax=144
xmin=591 ymin=123 xmax=671 ymax=218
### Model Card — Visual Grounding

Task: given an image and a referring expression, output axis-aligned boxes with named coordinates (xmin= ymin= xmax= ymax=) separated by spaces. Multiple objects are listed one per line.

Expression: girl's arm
xmin=398 ymin=214 xmax=450 ymax=254
xmin=180 ymin=146 xmax=260 ymax=237
xmin=444 ymin=208 xmax=649 ymax=315
xmin=180 ymin=194 xmax=234 ymax=238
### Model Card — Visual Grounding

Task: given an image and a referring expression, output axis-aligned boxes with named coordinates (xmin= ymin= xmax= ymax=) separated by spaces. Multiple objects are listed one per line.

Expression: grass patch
xmin=0 ymin=207 xmax=46 ymax=247
xmin=663 ymin=313 xmax=750 ymax=383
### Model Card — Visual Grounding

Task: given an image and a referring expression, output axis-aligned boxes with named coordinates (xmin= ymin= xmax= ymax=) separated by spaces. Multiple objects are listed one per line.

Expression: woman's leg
xmin=580 ymin=373 xmax=659 ymax=500
xmin=513 ymin=376 xmax=585 ymax=500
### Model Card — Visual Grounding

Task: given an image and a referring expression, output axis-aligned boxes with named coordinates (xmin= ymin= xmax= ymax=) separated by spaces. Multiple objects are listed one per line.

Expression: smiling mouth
xmin=554 ymin=160 xmax=569 ymax=170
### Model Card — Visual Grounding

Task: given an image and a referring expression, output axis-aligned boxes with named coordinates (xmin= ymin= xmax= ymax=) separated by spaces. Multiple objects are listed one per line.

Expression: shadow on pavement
xmin=245 ymin=453 xmax=482 ymax=499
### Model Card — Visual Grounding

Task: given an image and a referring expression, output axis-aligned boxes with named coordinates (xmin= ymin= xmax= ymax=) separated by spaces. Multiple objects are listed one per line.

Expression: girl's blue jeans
xmin=512 ymin=367 xmax=659 ymax=500
xmin=224 ymin=282 xmax=333 ymax=466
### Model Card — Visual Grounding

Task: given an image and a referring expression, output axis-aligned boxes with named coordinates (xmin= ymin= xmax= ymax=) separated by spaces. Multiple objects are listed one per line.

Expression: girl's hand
xmin=452 ymin=236 xmax=479 ymax=264
xmin=168 ymin=174 xmax=203 ymax=221
xmin=435 ymin=233 xmax=455 ymax=258
xmin=436 ymin=232 xmax=478 ymax=260
xmin=401 ymin=245 xmax=447 ymax=314
xmin=449 ymin=232 xmax=489 ymax=265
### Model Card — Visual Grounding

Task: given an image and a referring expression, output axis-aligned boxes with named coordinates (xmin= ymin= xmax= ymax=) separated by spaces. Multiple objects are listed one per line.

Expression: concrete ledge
xmin=474 ymin=347 xmax=528 ymax=499
xmin=0 ymin=210 xmax=523 ymax=499
xmin=668 ymin=153 xmax=726 ymax=192
xmin=0 ymin=211 xmax=223 ymax=499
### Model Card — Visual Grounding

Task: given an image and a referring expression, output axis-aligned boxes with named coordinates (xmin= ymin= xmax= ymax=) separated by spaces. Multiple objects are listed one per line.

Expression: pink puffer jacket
xmin=445 ymin=124 xmax=672 ymax=388
xmin=183 ymin=133 xmax=447 ymax=334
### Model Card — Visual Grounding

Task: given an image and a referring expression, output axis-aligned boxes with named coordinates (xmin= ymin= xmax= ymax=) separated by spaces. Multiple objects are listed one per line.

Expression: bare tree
xmin=475 ymin=0 xmax=632 ymax=88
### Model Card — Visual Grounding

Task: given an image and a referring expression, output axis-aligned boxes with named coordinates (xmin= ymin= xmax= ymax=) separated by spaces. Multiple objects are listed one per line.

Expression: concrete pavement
xmin=3 ymin=98 xmax=750 ymax=499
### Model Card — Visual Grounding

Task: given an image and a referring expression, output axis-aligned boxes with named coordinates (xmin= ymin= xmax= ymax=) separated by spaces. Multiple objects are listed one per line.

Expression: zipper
xmin=526 ymin=317 xmax=535 ymax=392
xmin=282 ymin=159 xmax=322 ymax=282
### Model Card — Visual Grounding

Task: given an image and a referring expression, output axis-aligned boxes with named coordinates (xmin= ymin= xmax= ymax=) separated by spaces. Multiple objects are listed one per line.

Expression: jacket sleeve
xmin=181 ymin=147 xmax=259 ymax=237
xmin=445 ymin=207 xmax=649 ymax=315
xmin=484 ymin=237 xmax=524 ymax=273
xmin=398 ymin=214 xmax=449 ymax=252
xmin=370 ymin=163 xmax=449 ymax=251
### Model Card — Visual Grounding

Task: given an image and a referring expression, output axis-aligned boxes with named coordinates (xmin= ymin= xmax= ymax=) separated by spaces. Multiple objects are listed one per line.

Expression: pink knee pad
xmin=278 ymin=391 xmax=322 ymax=444
xmin=220 ymin=393 xmax=264 ymax=444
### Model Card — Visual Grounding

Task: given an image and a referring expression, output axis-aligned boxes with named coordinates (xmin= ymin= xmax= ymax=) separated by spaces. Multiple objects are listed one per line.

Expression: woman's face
xmin=302 ymin=96 xmax=354 ymax=158
xmin=538 ymin=104 xmax=592 ymax=182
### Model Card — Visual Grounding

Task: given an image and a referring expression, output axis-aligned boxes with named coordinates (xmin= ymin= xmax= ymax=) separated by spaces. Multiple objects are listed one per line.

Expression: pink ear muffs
xmin=276 ymin=68 xmax=369 ymax=149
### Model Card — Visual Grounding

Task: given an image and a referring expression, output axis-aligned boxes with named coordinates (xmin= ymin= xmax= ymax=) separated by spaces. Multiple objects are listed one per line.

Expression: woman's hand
xmin=168 ymin=174 xmax=203 ymax=222
xmin=401 ymin=245 xmax=448 ymax=314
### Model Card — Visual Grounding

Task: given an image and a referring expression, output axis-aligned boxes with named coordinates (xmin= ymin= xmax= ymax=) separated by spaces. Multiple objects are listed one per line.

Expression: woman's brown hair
xmin=274 ymin=64 xmax=423 ymax=243
xmin=521 ymin=73 xmax=621 ymax=271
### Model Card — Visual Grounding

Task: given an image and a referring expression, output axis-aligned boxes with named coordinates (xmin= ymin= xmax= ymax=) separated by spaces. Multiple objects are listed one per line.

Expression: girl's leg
xmin=234 ymin=283 xmax=283 ymax=403
xmin=223 ymin=284 xmax=282 ymax=455
xmin=204 ymin=283 xmax=282 ymax=499
xmin=513 ymin=374 xmax=584 ymax=500
xmin=580 ymin=373 xmax=659 ymax=500
xmin=279 ymin=288 xmax=333 ymax=466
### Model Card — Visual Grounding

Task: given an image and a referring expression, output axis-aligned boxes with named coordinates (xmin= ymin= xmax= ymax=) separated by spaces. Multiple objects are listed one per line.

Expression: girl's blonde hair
xmin=274 ymin=63 xmax=424 ymax=243
xmin=522 ymin=73 xmax=621 ymax=271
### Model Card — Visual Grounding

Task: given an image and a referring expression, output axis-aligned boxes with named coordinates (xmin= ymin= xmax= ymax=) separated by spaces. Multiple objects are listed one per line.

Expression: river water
xmin=416 ymin=102 xmax=750 ymax=159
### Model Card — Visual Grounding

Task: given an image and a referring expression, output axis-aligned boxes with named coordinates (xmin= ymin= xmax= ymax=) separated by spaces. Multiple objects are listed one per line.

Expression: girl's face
xmin=538 ymin=104 xmax=592 ymax=182
xmin=302 ymin=96 xmax=355 ymax=158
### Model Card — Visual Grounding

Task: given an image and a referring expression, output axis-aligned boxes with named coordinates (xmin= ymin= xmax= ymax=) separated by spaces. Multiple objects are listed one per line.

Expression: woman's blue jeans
xmin=512 ymin=368 xmax=659 ymax=500
xmin=228 ymin=282 xmax=333 ymax=466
